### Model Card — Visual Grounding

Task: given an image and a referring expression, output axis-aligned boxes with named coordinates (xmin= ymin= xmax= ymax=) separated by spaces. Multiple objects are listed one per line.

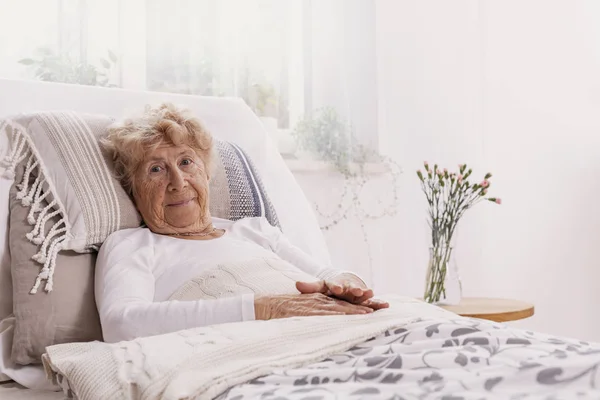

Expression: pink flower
xmin=436 ymin=169 xmax=442 ymax=175
xmin=495 ymin=198 xmax=502 ymax=204
xmin=480 ymin=180 xmax=490 ymax=188
xmin=457 ymin=174 xmax=463 ymax=182
xmin=424 ymin=161 xmax=428 ymax=165
xmin=459 ymin=164 xmax=465 ymax=169
xmin=443 ymin=168 xmax=448 ymax=173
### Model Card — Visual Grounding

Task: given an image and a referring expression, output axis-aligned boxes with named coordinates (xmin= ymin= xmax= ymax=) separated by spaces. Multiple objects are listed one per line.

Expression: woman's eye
xmin=181 ymin=158 xmax=193 ymax=166
xmin=150 ymin=166 xmax=162 ymax=173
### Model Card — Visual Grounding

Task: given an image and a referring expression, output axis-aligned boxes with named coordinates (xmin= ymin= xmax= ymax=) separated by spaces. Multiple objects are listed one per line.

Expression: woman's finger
xmin=328 ymin=283 xmax=344 ymax=296
xmin=309 ymin=310 xmax=345 ymax=316
xmin=296 ymin=280 xmax=328 ymax=294
xmin=331 ymin=298 xmax=373 ymax=314
xmin=354 ymin=289 xmax=375 ymax=304
xmin=362 ymin=298 xmax=390 ymax=310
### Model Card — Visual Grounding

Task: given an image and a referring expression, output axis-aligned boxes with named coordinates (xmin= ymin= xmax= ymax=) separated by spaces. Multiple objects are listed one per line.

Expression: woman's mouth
xmin=167 ymin=198 xmax=194 ymax=207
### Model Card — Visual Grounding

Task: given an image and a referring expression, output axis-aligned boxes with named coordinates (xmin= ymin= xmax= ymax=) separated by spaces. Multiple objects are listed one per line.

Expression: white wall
xmin=374 ymin=0 xmax=600 ymax=341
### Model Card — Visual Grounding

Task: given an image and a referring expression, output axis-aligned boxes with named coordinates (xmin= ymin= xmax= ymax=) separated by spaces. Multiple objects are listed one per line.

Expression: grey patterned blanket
xmin=221 ymin=317 xmax=600 ymax=399
xmin=43 ymin=297 xmax=600 ymax=400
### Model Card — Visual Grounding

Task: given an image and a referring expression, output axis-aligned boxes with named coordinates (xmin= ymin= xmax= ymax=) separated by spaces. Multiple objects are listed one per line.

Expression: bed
xmin=1 ymin=79 xmax=599 ymax=400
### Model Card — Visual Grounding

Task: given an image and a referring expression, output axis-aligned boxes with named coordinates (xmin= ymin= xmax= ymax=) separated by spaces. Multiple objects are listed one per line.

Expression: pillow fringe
xmin=20 ymin=163 xmax=41 ymax=207
xmin=2 ymin=121 xmax=70 ymax=294
xmin=2 ymin=125 xmax=28 ymax=179
xmin=28 ymin=177 xmax=49 ymax=224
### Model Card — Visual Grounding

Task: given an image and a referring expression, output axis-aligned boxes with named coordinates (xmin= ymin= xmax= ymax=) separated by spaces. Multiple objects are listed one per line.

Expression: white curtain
xmin=0 ymin=0 xmax=394 ymax=288
xmin=0 ymin=0 xmax=377 ymax=142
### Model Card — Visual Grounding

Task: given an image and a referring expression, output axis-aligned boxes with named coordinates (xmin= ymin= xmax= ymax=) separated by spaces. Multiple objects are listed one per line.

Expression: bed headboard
xmin=0 ymin=78 xmax=331 ymax=264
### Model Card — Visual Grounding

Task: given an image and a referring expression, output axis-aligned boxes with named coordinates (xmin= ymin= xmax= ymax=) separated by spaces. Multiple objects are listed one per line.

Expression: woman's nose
xmin=168 ymin=168 xmax=187 ymax=191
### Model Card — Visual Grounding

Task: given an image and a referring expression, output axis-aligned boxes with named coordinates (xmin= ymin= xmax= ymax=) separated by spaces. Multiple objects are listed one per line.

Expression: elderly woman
xmin=96 ymin=103 xmax=388 ymax=343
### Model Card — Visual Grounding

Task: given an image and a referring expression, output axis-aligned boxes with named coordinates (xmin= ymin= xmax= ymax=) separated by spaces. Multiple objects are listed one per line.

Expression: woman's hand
xmin=295 ymin=276 xmax=389 ymax=311
xmin=254 ymin=293 xmax=375 ymax=320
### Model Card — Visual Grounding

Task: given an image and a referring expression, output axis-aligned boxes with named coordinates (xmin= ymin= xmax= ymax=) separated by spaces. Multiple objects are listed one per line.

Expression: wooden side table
xmin=439 ymin=297 xmax=534 ymax=322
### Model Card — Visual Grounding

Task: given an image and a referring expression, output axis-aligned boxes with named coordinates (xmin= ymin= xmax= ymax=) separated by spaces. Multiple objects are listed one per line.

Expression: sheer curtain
xmin=0 ymin=0 xmax=394 ymax=287
xmin=0 ymin=0 xmax=377 ymax=144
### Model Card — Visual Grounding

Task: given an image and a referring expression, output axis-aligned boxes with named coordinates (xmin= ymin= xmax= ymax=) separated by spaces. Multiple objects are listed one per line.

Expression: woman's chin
xmin=164 ymin=211 xmax=201 ymax=228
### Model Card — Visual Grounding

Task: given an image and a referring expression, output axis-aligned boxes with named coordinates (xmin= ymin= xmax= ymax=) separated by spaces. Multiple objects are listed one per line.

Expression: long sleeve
xmin=95 ymin=231 xmax=255 ymax=343
xmin=249 ymin=218 xmax=367 ymax=286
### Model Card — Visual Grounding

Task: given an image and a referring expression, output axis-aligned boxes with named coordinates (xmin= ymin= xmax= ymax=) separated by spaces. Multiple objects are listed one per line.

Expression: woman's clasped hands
xmin=254 ymin=277 xmax=389 ymax=320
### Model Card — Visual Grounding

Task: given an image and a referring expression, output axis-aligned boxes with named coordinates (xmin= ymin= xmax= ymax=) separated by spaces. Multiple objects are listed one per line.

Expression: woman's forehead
xmin=146 ymin=143 xmax=195 ymax=160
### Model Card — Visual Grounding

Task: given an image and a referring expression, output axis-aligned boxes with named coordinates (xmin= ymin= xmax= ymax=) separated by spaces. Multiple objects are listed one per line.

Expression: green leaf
xmin=107 ymin=49 xmax=118 ymax=63
xmin=18 ymin=58 xmax=36 ymax=65
xmin=100 ymin=58 xmax=110 ymax=69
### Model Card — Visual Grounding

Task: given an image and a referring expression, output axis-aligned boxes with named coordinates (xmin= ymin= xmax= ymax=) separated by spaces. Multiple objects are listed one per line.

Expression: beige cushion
xmin=2 ymin=113 xmax=142 ymax=295
xmin=9 ymin=163 xmax=102 ymax=365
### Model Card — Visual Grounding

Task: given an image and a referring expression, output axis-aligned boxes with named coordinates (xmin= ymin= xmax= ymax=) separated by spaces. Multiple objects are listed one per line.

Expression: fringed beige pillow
xmin=2 ymin=112 xmax=142 ymax=293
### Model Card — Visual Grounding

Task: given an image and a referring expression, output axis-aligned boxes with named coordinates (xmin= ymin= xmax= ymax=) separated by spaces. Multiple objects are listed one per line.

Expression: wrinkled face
xmin=132 ymin=143 xmax=211 ymax=234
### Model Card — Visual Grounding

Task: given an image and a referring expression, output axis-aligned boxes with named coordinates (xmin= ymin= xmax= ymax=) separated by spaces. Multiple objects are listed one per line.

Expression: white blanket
xmin=42 ymin=296 xmax=451 ymax=400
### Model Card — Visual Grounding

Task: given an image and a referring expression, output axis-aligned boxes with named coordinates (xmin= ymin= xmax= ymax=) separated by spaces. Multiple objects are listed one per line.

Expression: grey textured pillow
xmin=9 ymin=163 xmax=102 ymax=365
xmin=210 ymin=140 xmax=279 ymax=228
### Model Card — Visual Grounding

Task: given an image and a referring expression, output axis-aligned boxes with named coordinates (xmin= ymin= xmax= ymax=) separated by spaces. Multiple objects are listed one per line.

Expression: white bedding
xmin=44 ymin=296 xmax=442 ymax=400
xmin=42 ymin=296 xmax=600 ymax=399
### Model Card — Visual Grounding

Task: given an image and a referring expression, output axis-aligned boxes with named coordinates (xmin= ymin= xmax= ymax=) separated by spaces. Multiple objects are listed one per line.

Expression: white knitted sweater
xmin=42 ymin=296 xmax=455 ymax=400
xmin=168 ymin=257 xmax=317 ymax=301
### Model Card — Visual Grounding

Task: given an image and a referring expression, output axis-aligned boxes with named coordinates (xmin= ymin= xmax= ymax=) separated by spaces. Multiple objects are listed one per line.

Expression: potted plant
xmin=292 ymin=107 xmax=403 ymax=280
xmin=291 ymin=107 xmax=368 ymax=173
xmin=19 ymin=47 xmax=119 ymax=87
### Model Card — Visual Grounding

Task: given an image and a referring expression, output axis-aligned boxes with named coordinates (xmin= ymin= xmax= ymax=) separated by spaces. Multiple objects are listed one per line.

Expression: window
xmin=0 ymin=0 xmax=378 ymax=153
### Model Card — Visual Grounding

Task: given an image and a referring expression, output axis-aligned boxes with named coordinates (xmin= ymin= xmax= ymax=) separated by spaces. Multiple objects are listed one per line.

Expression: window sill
xmin=282 ymin=157 xmax=390 ymax=175
xmin=270 ymin=127 xmax=393 ymax=176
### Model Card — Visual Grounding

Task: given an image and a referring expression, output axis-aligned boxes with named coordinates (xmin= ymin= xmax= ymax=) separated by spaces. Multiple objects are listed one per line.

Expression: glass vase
xmin=424 ymin=245 xmax=462 ymax=305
